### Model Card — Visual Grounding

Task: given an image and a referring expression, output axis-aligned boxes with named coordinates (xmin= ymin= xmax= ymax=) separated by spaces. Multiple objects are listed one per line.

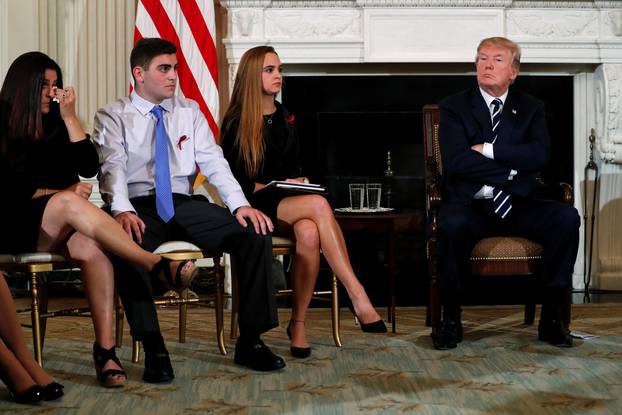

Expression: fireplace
xmin=283 ymin=74 xmax=574 ymax=211
xmin=220 ymin=0 xmax=622 ymax=291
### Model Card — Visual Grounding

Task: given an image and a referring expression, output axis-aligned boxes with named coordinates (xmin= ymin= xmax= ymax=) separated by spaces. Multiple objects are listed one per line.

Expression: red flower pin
xmin=177 ymin=135 xmax=188 ymax=150
xmin=286 ymin=114 xmax=295 ymax=125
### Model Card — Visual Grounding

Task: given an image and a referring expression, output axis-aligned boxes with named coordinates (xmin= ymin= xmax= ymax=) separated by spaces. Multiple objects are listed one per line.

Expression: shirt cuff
xmin=110 ymin=199 xmax=136 ymax=216
xmin=225 ymin=192 xmax=250 ymax=214
xmin=483 ymin=142 xmax=494 ymax=159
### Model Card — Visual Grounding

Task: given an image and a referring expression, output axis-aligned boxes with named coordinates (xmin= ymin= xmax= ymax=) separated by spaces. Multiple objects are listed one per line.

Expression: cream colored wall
xmin=0 ymin=0 xmax=136 ymax=131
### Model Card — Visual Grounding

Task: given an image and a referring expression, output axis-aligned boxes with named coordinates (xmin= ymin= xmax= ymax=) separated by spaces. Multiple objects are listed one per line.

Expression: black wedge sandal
xmin=149 ymin=257 xmax=198 ymax=290
xmin=93 ymin=343 xmax=127 ymax=388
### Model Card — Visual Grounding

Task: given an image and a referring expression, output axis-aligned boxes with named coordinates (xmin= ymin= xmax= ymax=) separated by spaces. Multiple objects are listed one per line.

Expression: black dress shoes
xmin=143 ymin=351 xmax=175 ymax=383
xmin=432 ymin=317 xmax=463 ymax=350
xmin=9 ymin=385 xmax=44 ymax=404
xmin=42 ymin=381 xmax=64 ymax=401
xmin=286 ymin=320 xmax=311 ymax=359
xmin=538 ymin=317 xmax=573 ymax=347
xmin=234 ymin=338 xmax=286 ymax=371
xmin=361 ymin=319 xmax=388 ymax=333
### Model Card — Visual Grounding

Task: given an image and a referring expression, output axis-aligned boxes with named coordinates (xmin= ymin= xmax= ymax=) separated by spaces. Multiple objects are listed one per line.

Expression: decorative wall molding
xmin=595 ymin=64 xmax=622 ymax=163
xmin=607 ymin=10 xmax=622 ymax=37
xmin=266 ymin=9 xmax=361 ymax=39
xmin=507 ymin=10 xmax=599 ymax=38
xmin=357 ymin=0 xmax=512 ymax=6
xmin=220 ymin=0 xmax=622 ymax=8
xmin=231 ymin=9 xmax=261 ymax=37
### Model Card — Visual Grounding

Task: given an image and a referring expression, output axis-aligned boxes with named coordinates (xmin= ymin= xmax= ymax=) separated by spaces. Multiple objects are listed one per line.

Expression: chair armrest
xmin=532 ymin=182 xmax=573 ymax=205
xmin=427 ymin=183 xmax=442 ymax=211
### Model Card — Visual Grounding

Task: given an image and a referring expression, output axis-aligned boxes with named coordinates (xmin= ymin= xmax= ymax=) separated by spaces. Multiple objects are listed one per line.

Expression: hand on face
xmin=52 ymin=86 xmax=78 ymax=120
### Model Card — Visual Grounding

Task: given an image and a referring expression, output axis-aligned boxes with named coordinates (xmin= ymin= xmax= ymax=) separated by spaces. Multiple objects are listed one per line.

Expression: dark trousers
xmin=111 ymin=194 xmax=278 ymax=340
xmin=438 ymin=196 xmax=580 ymax=295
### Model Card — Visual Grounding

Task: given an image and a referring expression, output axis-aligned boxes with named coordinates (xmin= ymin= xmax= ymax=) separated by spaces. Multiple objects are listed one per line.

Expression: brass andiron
xmin=384 ymin=151 xmax=395 ymax=208
xmin=583 ymin=128 xmax=599 ymax=302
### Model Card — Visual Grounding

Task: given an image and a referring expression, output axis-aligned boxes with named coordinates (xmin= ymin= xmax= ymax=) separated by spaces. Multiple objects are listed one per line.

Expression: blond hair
xmin=220 ymin=46 xmax=277 ymax=178
xmin=476 ymin=37 xmax=521 ymax=70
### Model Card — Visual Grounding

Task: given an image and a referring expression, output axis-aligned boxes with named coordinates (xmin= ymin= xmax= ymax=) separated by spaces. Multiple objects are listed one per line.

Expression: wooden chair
xmin=0 ymin=252 xmax=89 ymax=366
xmin=115 ymin=241 xmax=227 ymax=362
xmin=230 ymin=236 xmax=342 ymax=348
xmin=422 ymin=104 xmax=573 ymax=337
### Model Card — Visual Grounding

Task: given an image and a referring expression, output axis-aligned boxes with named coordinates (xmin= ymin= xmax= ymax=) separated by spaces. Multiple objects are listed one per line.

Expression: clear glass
xmin=366 ymin=183 xmax=382 ymax=210
xmin=349 ymin=183 xmax=365 ymax=210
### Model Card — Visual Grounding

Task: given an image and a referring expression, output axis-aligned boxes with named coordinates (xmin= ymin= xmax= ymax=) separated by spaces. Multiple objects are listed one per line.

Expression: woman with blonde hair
xmin=221 ymin=46 xmax=386 ymax=359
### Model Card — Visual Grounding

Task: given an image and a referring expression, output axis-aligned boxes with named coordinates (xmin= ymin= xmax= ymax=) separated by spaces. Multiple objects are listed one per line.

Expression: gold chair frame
xmin=115 ymin=243 xmax=227 ymax=362
xmin=229 ymin=236 xmax=342 ymax=348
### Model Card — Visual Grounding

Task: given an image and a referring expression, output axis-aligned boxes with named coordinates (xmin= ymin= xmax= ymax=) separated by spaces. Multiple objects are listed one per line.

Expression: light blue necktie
xmin=150 ymin=105 xmax=175 ymax=223
xmin=490 ymin=98 xmax=512 ymax=219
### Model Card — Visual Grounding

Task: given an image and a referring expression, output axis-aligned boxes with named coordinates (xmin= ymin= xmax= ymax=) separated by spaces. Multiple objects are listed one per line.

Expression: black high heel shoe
xmin=9 ymin=385 xmax=44 ymax=404
xmin=42 ymin=381 xmax=64 ymax=401
xmin=286 ymin=320 xmax=311 ymax=359
xmin=347 ymin=304 xmax=387 ymax=333
xmin=149 ymin=257 xmax=198 ymax=290
xmin=93 ymin=343 xmax=127 ymax=388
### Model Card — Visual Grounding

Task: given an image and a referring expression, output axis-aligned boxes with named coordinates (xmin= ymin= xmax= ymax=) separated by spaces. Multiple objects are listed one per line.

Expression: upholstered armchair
xmin=422 ymin=104 xmax=573 ymax=338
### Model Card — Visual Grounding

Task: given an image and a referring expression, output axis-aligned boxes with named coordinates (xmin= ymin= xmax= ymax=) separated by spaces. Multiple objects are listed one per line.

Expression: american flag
xmin=133 ymin=0 xmax=219 ymax=141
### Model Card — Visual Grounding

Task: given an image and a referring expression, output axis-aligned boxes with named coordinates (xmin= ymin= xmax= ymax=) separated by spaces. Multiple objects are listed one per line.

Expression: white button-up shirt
xmin=93 ymin=91 xmax=248 ymax=215
xmin=474 ymin=88 xmax=515 ymax=199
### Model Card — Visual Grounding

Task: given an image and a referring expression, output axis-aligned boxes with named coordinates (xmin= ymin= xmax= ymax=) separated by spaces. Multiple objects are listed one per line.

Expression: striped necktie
xmin=490 ymin=98 xmax=512 ymax=219
xmin=151 ymin=105 xmax=175 ymax=223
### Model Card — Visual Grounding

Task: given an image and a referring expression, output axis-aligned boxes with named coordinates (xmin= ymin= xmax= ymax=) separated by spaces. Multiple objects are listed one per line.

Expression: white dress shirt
xmin=93 ymin=91 xmax=248 ymax=215
xmin=474 ymin=88 xmax=516 ymax=199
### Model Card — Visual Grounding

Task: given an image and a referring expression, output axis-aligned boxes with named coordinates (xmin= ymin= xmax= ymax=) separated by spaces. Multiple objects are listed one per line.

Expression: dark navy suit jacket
xmin=438 ymin=86 xmax=551 ymax=204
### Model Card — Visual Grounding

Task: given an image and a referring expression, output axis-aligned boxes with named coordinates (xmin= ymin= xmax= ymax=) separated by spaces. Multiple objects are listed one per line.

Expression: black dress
xmin=221 ymin=101 xmax=302 ymax=224
xmin=0 ymin=127 xmax=99 ymax=253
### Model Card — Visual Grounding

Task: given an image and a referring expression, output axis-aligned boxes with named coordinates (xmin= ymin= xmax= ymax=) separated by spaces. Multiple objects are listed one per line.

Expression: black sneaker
xmin=234 ymin=338 xmax=286 ymax=372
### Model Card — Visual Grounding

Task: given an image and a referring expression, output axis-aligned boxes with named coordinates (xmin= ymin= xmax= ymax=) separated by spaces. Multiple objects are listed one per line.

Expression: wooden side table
xmin=335 ymin=211 xmax=399 ymax=333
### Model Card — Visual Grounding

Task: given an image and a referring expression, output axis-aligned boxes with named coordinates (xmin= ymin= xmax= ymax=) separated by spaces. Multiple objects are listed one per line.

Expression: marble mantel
xmin=219 ymin=0 xmax=622 ymax=290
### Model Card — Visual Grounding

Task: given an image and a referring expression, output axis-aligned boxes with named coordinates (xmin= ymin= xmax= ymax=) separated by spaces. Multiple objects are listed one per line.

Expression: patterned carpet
xmin=2 ymin=302 xmax=622 ymax=414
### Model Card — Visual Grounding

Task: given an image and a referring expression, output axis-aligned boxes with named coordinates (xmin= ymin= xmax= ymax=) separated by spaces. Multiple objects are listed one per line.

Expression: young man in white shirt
xmin=93 ymin=38 xmax=285 ymax=383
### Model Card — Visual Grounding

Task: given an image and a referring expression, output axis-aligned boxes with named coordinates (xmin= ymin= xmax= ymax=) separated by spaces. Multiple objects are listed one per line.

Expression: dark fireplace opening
xmin=282 ymin=74 xmax=574 ymax=307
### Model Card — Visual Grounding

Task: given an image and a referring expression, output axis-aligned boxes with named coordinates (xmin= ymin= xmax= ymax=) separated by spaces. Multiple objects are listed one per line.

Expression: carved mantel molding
xmin=220 ymin=0 xmax=622 ymax=164
xmin=220 ymin=0 xmax=622 ymax=8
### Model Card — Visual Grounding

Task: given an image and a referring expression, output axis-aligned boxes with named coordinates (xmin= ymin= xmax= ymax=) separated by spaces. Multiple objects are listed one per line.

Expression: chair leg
xmin=330 ymin=273 xmax=342 ymax=347
xmin=38 ymin=274 xmax=49 ymax=354
xmin=132 ymin=338 xmax=140 ymax=363
xmin=229 ymin=259 xmax=239 ymax=340
xmin=179 ymin=289 xmax=188 ymax=343
xmin=29 ymin=272 xmax=43 ymax=367
xmin=429 ymin=281 xmax=441 ymax=338
xmin=214 ymin=256 xmax=226 ymax=355
xmin=524 ymin=302 xmax=536 ymax=325
xmin=114 ymin=291 xmax=124 ymax=347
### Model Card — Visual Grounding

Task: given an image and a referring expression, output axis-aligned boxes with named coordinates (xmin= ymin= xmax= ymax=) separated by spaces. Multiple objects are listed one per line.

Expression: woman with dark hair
xmin=0 ymin=51 xmax=197 ymax=393
xmin=221 ymin=46 xmax=386 ymax=359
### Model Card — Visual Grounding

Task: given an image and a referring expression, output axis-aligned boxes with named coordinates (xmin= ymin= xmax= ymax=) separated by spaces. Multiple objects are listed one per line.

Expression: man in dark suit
xmin=434 ymin=36 xmax=580 ymax=350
